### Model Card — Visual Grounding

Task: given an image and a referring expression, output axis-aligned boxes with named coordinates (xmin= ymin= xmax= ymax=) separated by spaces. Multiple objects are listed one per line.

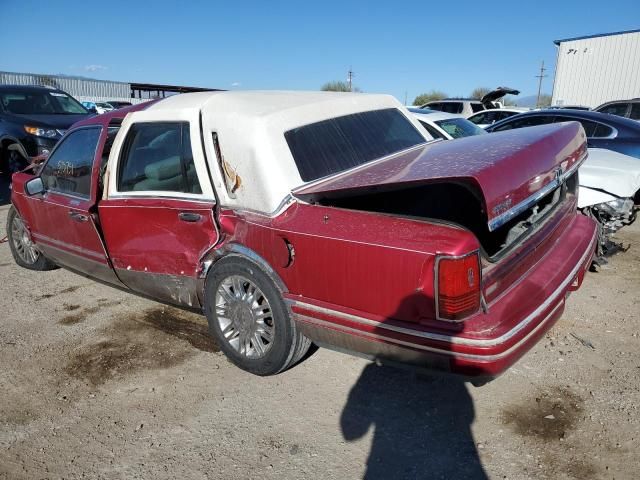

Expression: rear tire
xmin=6 ymin=207 xmax=58 ymax=271
xmin=204 ymin=256 xmax=310 ymax=376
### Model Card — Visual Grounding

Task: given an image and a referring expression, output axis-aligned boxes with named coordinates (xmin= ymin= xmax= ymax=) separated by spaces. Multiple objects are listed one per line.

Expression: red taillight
xmin=435 ymin=252 xmax=481 ymax=321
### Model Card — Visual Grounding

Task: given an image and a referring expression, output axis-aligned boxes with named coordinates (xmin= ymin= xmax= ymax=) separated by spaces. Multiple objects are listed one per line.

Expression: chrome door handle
xmin=178 ymin=212 xmax=202 ymax=223
xmin=68 ymin=211 xmax=89 ymax=222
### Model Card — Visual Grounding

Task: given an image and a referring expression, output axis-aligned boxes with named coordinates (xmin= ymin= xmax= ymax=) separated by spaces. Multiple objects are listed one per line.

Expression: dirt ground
xmin=0 ymin=202 xmax=638 ymax=480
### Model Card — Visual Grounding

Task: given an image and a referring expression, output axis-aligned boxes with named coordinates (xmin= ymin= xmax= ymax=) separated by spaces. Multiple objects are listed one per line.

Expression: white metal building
xmin=551 ymin=29 xmax=640 ymax=108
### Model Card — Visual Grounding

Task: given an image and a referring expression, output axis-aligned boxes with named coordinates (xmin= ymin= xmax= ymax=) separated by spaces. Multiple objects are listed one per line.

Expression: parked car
xmin=107 ymin=100 xmax=133 ymax=109
xmin=0 ymin=85 xmax=92 ymax=175
xmin=578 ymin=148 xmax=639 ymax=259
xmin=7 ymin=91 xmax=596 ymax=381
xmin=467 ymin=108 xmax=528 ymax=128
xmin=81 ymin=101 xmax=98 ymax=113
xmin=548 ymin=105 xmax=590 ymax=111
xmin=407 ymin=108 xmax=487 ymax=139
xmin=421 ymin=87 xmax=520 ymax=116
xmin=486 ymin=109 xmax=640 ymax=160
xmin=594 ymin=99 xmax=640 ymax=120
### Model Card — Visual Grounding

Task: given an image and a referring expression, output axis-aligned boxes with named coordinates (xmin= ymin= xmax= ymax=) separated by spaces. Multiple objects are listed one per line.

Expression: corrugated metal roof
xmin=554 ymin=28 xmax=640 ymax=45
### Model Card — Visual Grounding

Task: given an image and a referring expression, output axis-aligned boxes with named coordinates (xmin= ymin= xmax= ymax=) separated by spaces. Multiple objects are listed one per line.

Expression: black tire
xmin=7 ymin=149 xmax=28 ymax=175
xmin=6 ymin=206 xmax=58 ymax=271
xmin=204 ymin=256 xmax=310 ymax=376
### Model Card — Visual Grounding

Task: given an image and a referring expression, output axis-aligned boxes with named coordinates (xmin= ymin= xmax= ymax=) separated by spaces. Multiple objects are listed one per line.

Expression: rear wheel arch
xmin=202 ymin=253 xmax=310 ymax=375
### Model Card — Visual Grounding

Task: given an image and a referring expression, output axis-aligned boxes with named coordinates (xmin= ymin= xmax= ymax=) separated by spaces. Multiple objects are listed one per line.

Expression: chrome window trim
xmin=434 ymin=250 xmax=482 ymax=322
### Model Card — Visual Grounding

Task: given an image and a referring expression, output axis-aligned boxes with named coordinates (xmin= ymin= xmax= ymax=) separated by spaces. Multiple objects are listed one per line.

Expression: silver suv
xmin=421 ymin=87 xmax=520 ymax=117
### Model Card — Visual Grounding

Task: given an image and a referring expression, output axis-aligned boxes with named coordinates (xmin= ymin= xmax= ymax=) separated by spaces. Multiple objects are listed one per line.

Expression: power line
xmin=535 ymin=60 xmax=548 ymax=108
xmin=347 ymin=67 xmax=354 ymax=92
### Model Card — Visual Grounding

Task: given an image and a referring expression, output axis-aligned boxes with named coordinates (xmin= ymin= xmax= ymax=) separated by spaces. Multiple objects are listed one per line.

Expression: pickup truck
xmin=7 ymin=91 xmax=597 ymax=381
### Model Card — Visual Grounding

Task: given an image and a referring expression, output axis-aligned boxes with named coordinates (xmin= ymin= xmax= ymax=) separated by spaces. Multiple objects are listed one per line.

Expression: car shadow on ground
xmin=0 ymin=176 xmax=10 ymax=206
xmin=339 ymin=293 xmax=488 ymax=480
xmin=341 ymin=364 xmax=487 ymax=480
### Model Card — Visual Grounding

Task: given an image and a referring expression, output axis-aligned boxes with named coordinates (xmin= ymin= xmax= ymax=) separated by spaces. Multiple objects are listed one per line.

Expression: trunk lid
xmin=293 ymin=122 xmax=587 ymax=232
xmin=481 ymin=86 xmax=520 ymax=107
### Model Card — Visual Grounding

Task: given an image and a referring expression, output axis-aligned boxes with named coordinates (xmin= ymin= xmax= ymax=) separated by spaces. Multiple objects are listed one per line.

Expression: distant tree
xmin=321 ymin=81 xmax=360 ymax=92
xmin=470 ymin=87 xmax=491 ymax=100
xmin=412 ymin=90 xmax=447 ymax=106
xmin=537 ymin=94 xmax=552 ymax=107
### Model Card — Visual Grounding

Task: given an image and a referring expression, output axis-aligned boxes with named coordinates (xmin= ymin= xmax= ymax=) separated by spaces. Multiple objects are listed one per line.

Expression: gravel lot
xmin=0 ymin=200 xmax=638 ymax=480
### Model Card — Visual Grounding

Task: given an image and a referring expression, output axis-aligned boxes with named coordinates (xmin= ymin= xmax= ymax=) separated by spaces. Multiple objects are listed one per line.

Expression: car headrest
xmin=144 ymin=156 xmax=182 ymax=180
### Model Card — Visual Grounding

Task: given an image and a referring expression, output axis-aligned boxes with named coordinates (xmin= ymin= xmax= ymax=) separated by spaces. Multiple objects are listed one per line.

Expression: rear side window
xmin=468 ymin=112 xmax=487 ymax=124
xmin=555 ymin=117 xmax=612 ymax=138
xmin=597 ymin=102 xmax=630 ymax=117
xmin=118 ymin=122 xmax=202 ymax=194
xmin=40 ymin=127 xmax=101 ymax=197
xmin=558 ymin=117 xmax=599 ymax=137
xmin=285 ymin=108 xmax=425 ymax=181
xmin=630 ymin=103 xmax=640 ymax=120
xmin=428 ymin=102 xmax=463 ymax=114
xmin=418 ymin=121 xmax=446 ymax=140
xmin=470 ymin=103 xmax=485 ymax=113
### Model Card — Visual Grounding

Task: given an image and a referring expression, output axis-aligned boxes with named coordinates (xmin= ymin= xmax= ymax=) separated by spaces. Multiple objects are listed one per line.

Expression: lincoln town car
xmin=7 ymin=91 xmax=597 ymax=381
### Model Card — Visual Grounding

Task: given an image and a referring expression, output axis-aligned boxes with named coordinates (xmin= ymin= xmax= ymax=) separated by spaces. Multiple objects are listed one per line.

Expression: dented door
xmin=98 ymin=198 xmax=217 ymax=307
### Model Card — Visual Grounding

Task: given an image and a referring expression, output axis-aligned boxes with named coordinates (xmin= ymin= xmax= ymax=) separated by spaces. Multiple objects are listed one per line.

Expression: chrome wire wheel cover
xmin=215 ymin=275 xmax=275 ymax=359
xmin=11 ymin=214 xmax=40 ymax=265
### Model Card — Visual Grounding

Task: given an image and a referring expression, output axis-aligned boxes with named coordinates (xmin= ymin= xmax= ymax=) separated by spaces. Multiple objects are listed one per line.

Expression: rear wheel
xmin=6 ymin=207 xmax=57 ymax=271
xmin=204 ymin=256 xmax=310 ymax=375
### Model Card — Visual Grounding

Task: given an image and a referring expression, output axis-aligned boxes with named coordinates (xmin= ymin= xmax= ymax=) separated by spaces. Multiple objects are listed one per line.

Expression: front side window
xmin=630 ymin=103 xmax=640 ymax=120
xmin=40 ymin=127 xmax=101 ymax=197
xmin=285 ymin=108 xmax=425 ymax=181
xmin=493 ymin=115 xmax=555 ymax=131
xmin=117 ymin=122 xmax=202 ymax=194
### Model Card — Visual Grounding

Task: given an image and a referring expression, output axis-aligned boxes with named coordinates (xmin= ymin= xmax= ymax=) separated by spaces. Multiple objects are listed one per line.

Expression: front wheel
xmin=6 ymin=207 xmax=58 ymax=271
xmin=204 ymin=256 xmax=310 ymax=376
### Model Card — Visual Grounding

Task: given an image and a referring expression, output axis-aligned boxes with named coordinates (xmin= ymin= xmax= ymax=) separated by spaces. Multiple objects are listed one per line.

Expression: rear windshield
xmin=434 ymin=118 xmax=487 ymax=139
xmin=285 ymin=108 xmax=425 ymax=181
xmin=0 ymin=90 xmax=88 ymax=115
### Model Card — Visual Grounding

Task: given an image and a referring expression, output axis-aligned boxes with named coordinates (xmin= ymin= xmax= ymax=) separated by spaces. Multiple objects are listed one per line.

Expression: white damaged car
xmin=579 ymin=148 xmax=639 ymax=260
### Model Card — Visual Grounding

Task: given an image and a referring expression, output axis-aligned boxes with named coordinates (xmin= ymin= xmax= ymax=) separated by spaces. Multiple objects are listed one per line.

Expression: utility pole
xmin=347 ymin=67 xmax=354 ymax=92
xmin=535 ymin=60 xmax=548 ymax=108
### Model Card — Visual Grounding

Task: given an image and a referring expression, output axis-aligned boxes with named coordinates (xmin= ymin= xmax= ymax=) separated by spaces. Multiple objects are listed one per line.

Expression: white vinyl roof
xmin=134 ymin=91 xmax=426 ymax=213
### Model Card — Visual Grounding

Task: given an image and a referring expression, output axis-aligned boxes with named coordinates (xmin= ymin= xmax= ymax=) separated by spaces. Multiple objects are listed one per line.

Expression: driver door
xmin=27 ymin=125 xmax=120 ymax=285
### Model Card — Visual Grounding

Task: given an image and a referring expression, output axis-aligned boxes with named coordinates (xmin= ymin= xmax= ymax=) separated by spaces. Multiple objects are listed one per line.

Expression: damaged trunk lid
xmin=293 ymin=122 xmax=587 ymax=235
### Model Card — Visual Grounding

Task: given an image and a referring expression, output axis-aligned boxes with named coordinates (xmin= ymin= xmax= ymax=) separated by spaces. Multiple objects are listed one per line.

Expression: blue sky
xmin=1 ymin=0 xmax=638 ymax=103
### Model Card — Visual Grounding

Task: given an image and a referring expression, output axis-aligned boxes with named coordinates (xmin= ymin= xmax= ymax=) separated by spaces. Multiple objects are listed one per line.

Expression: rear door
xmin=27 ymin=125 xmax=121 ymax=284
xmin=98 ymin=120 xmax=218 ymax=308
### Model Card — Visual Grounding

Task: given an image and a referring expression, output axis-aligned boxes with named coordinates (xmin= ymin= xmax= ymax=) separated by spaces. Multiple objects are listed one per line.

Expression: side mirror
xmin=25 ymin=177 xmax=45 ymax=196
